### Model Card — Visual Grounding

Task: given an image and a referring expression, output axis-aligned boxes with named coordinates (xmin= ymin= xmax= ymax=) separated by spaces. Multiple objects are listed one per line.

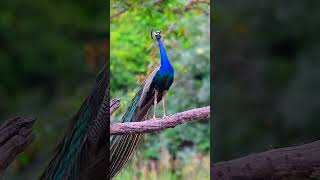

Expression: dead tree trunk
xmin=211 ymin=140 xmax=320 ymax=180
xmin=0 ymin=116 xmax=36 ymax=174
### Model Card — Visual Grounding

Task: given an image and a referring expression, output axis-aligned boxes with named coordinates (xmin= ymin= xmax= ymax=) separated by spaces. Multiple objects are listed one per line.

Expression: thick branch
xmin=211 ymin=140 xmax=320 ymax=180
xmin=0 ymin=116 xmax=36 ymax=173
xmin=110 ymin=106 xmax=210 ymax=135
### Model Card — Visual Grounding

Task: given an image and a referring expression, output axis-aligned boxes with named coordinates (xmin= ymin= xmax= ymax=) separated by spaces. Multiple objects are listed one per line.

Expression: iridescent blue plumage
xmin=154 ymin=35 xmax=174 ymax=91
xmin=110 ymin=30 xmax=174 ymax=178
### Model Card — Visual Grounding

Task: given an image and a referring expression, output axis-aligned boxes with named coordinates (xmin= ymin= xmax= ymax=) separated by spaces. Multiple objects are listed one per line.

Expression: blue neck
xmin=157 ymin=38 xmax=172 ymax=70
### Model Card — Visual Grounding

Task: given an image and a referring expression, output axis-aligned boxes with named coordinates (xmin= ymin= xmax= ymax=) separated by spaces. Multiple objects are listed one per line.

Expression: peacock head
xmin=151 ymin=29 xmax=162 ymax=40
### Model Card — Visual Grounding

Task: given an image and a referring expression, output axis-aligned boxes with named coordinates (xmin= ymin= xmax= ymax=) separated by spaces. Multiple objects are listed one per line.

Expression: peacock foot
xmin=162 ymin=113 xmax=166 ymax=118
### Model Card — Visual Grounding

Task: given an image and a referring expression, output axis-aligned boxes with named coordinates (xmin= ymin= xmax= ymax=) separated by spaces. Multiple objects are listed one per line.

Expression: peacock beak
xmin=151 ymin=29 xmax=162 ymax=40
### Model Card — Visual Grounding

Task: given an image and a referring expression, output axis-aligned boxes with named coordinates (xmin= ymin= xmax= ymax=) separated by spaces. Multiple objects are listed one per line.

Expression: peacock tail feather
xmin=40 ymin=63 xmax=110 ymax=180
xmin=110 ymin=66 xmax=162 ymax=178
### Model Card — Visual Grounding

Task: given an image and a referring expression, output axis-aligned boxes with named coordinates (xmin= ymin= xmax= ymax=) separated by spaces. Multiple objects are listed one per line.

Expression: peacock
xmin=110 ymin=30 xmax=174 ymax=178
xmin=40 ymin=63 xmax=113 ymax=180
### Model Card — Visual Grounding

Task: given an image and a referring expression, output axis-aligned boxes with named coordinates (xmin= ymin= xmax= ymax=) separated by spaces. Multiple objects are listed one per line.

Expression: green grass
xmin=115 ymin=153 xmax=209 ymax=180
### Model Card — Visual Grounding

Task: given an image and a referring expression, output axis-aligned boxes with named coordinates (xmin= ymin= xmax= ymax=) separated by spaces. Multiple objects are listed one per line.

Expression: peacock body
xmin=110 ymin=30 xmax=174 ymax=178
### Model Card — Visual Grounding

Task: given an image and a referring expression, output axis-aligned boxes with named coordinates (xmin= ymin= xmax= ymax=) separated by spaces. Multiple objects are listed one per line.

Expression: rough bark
xmin=0 ymin=116 xmax=36 ymax=173
xmin=110 ymin=106 xmax=210 ymax=135
xmin=211 ymin=140 xmax=320 ymax=180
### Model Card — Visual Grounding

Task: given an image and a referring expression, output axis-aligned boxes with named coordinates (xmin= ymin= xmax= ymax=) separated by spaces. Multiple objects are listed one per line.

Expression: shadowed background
xmin=0 ymin=1 xmax=107 ymax=179
xmin=214 ymin=0 xmax=320 ymax=165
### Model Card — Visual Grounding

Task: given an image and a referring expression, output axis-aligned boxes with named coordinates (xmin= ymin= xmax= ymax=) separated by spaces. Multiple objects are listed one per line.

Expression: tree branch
xmin=111 ymin=3 xmax=131 ymax=19
xmin=0 ymin=116 xmax=36 ymax=173
xmin=211 ymin=140 xmax=320 ymax=180
xmin=110 ymin=106 xmax=210 ymax=135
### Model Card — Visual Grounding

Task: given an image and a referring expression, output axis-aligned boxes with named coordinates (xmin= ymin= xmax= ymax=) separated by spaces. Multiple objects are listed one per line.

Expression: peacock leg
xmin=162 ymin=91 xmax=167 ymax=118
xmin=153 ymin=90 xmax=158 ymax=119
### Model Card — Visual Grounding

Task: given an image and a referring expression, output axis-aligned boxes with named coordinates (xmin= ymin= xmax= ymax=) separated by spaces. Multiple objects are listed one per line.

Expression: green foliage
xmin=111 ymin=0 xmax=210 ymax=178
xmin=17 ymin=152 xmax=31 ymax=167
